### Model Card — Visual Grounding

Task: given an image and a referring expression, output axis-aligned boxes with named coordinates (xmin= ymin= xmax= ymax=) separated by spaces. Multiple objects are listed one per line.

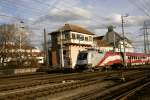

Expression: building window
xmin=89 ymin=36 xmax=92 ymax=41
xmin=77 ymin=34 xmax=80 ymax=40
xmin=72 ymin=33 xmax=76 ymax=39
xmin=85 ymin=37 xmax=88 ymax=41
xmin=80 ymin=35 xmax=84 ymax=41
xmin=64 ymin=32 xmax=70 ymax=39
xmin=63 ymin=50 xmax=67 ymax=55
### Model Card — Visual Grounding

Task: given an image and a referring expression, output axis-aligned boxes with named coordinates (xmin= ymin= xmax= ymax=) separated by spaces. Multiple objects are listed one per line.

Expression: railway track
xmin=0 ymin=70 xmax=148 ymax=100
xmin=62 ymin=70 xmax=150 ymax=100
xmin=113 ymin=80 xmax=150 ymax=100
xmin=0 ymin=72 xmax=45 ymax=79
xmin=0 ymin=72 xmax=49 ymax=84
xmin=0 ymin=71 xmax=93 ymax=85
xmin=0 ymin=71 xmax=119 ymax=92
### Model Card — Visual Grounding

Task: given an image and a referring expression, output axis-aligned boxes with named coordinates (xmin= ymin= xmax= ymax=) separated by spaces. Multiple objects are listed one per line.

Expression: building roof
xmin=105 ymin=26 xmax=132 ymax=44
xmin=50 ymin=24 xmax=95 ymax=35
xmin=93 ymin=36 xmax=104 ymax=40
xmin=94 ymin=36 xmax=112 ymax=47
xmin=94 ymin=26 xmax=132 ymax=47
xmin=105 ymin=31 xmax=132 ymax=44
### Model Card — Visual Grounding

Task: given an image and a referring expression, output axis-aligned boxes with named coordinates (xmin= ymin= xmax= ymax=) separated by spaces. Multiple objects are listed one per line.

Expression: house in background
xmin=49 ymin=24 xmax=95 ymax=69
xmin=94 ymin=26 xmax=134 ymax=52
xmin=0 ymin=42 xmax=44 ymax=67
xmin=93 ymin=36 xmax=114 ymax=52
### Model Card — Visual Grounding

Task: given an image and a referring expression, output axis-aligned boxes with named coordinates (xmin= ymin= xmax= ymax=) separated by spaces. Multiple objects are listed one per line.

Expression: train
xmin=75 ymin=49 xmax=150 ymax=70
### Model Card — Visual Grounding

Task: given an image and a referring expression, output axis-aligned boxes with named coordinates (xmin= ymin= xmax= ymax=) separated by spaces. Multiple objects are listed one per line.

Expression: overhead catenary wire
xmin=138 ymin=0 xmax=150 ymax=13
xmin=128 ymin=0 xmax=150 ymax=18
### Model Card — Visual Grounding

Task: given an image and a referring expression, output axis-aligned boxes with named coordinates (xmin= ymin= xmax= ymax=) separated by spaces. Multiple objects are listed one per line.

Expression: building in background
xmin=49 ymin=24 xmax=95 ymax=69
xmin=0 ymin=24 xmax=44 ymax=68
xmin=94 ymin=26 xmax=134 ymax=53
xmin=0 ymin=42 xmax=44 ymax=68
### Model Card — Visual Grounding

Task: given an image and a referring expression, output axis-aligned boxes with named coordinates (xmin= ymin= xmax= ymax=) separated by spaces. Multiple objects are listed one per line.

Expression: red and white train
xmin=75 ymin=49 xmax=150 ymax=70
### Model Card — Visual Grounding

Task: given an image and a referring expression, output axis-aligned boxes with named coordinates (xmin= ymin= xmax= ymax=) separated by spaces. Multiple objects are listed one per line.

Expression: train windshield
xmin=78 ymin=52 xmax=88 ymax=60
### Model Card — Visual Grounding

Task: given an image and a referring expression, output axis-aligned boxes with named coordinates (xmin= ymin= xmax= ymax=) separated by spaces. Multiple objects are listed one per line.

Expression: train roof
xmin=107 ymin=51 xmax=149 ymax=57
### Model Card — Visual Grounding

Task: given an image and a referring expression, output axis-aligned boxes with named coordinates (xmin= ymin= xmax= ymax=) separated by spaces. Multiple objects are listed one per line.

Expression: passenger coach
xmin=75 ymin=49 xmax=150 ymax=70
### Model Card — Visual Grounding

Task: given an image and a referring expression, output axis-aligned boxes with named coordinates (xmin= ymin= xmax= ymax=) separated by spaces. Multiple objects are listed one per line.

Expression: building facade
xmin=49 ymin=24 xmax=95 ymax=69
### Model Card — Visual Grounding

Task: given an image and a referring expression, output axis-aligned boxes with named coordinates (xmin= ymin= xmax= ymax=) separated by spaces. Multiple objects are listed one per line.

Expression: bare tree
xmin=0 ymin=23 xmax=37 ymax=68
xmin=0 ymin=24 xmax=17 ymax=67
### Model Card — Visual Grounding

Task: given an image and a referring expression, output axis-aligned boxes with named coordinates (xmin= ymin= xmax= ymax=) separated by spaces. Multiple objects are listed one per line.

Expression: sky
xmin=0 ymin=0 xmax=150 ymax=52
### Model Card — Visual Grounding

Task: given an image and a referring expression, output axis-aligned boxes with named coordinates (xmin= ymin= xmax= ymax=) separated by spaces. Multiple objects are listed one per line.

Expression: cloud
xmin=0 ymin=0 xmax=149 ymax=50
xmin=127 ymin=16 xmax=150 ymax=26
xmin=34 ymin=6 xmax=91 ymax=24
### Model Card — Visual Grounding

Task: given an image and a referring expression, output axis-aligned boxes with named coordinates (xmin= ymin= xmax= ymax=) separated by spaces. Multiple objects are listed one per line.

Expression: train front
xmin=75 ymin=49 xmax=106 ymax=70
xmin=75 ymin=51 xmax=90 ymax=70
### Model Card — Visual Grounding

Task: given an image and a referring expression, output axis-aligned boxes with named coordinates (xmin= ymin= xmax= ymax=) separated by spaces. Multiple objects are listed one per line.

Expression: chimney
xmin=108 ymin=25 xmax=114 ymax=32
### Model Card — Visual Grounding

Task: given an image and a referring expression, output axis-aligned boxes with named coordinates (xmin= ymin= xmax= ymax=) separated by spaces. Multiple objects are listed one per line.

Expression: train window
xmin=128 ymin=56 xmax=130 ymax=59
xmin=98 ymin=50 xmax=103 ymax=53
xmin=78 ymin=52 xmax=88 ymax=60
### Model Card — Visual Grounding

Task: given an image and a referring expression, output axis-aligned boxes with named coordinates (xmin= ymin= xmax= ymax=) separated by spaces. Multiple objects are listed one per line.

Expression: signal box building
xmin=49 ymin=24 xmax=95 ymax=69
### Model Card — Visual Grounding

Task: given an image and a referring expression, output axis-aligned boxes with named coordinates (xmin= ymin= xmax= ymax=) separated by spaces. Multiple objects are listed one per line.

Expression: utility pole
xmin=142 ymin=21 xmax=150 ymax=54
xmin=60 ymin=30 xmax=64 ymax=68
xmin=121 ymin=15 xmax=128 ymax=67
xmin=19 ymin=21 xmax=24 ymax=67
xmin=44 ymin=28 xmax=49 ymax=66
xmin=113 ymin=33 xmax=116 ymax=52
xmin=143 ymin=22 xmax=147 ymax=54
xmin=120 ymin=15 xmax=128 ymax=82
xmin=145 ymin=22 xmax=150 ymax=54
